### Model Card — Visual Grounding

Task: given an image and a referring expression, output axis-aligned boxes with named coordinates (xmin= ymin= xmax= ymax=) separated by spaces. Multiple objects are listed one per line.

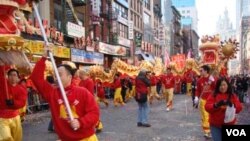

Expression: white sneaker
xmin=166 ymin=108 xmax=170 ymax=111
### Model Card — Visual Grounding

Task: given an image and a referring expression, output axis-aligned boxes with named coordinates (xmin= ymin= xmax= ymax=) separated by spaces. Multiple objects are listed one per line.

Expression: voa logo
xmin=226 ymin=129 xmax=247 ymax=136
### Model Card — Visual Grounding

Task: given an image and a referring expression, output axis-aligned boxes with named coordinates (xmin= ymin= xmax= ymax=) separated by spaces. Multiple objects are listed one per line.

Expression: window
xmin=113 ymin=2 xmax=128 ymax=19
xmin=144 ymin=0 xmax=150 ymax=10
xmin=54 ymin=5 xmax=62 ymax=30
xmin=182 ymin=10 xmax=185 ymax=14
xmin=187 ymin=10 xmax=190 ymax=13
xmin=118 ymin=23 xmax=128 ymax=38
xmin=134 ymin=14 xmax=136 ymax=27
xmin=143 ymin=12 xmax=150 ymax=25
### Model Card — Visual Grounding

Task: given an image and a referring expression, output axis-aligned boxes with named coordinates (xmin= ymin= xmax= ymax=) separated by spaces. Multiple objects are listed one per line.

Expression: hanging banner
xmin=71 ymin=48 xmax=104 ymax=64
xmin=98 ymin=42 xmax=126 ymax=56
xmin=171 ymin=54 xmax=186 ymax=70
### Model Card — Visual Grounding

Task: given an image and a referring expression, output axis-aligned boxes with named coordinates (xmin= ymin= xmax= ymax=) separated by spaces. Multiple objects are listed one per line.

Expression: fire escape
xmin=65 ymin=0 xmax=86 ymax=24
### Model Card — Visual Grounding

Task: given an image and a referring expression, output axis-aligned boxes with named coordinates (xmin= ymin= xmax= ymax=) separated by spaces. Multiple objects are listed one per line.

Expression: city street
xmin=22 ymin=94 xmax=250 ymax=141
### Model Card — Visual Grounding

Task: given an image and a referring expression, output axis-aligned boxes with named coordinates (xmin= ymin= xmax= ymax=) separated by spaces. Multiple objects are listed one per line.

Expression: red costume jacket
xmin=205 ymin=93 xmax=242 ymax=127
xmin=113 ymin=77 xmax=121 ymax=89
xmin=161 ymin=73 xmax=175 ymax=89
xmin=150 ymin=75 xmax=158 ymax=86
xmin=195 ymin=75 xmax=216 ymax=99
xmin=96 ymin=83 xmax=105 ymax=99
xmin=71 ymin=76 xmax=81 ymax=86
xmin=79 ymin=78 xmax=95 ymax=95
xmin=30 ymin=57 xmax=99 ymax=141
xmin=183 ymin=69 xmax=196 ymax=83
xmin=0 ymin=66 xmax=27 ymax=118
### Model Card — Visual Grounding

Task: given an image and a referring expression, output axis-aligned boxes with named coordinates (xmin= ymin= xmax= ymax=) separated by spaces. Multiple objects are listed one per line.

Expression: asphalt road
xmin=22 ymin=94 xmax=250 ymax=141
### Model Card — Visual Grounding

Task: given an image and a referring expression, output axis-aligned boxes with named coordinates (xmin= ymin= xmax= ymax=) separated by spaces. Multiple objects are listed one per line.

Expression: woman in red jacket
xmin=205 ymin=77 xmax=242 ymax=141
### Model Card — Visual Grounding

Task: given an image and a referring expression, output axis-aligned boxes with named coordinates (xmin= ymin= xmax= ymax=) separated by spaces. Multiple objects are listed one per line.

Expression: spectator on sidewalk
xmin=205 ymin=77 xmax=242 ymax=141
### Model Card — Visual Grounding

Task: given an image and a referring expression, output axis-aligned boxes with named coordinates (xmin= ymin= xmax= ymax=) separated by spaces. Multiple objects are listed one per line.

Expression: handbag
xmin=135 ymin=92 xmax=147 ymax=103
xmin=224 ymin=104 xmax=236 ymax=123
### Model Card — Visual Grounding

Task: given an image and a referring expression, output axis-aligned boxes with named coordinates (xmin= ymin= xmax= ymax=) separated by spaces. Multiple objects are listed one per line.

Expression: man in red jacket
xmin=78 ymin=70 xmax=103 ymax=133
xmin=30 ymin=48 xmax=100 ymax=141
xmin=161 ymin=67 xmax=175 ymax=111
xmin=0 ymin=62 xmax=27 ymax=141
xmin=79 ymin=70 xmax=95 ymax=95
xmin=194 ymin=65 xmax=216 ymax=139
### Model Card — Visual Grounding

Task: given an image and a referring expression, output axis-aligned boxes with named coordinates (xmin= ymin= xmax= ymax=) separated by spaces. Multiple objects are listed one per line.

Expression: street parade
xmin=0 ymin=0 xmax=250 ymax=141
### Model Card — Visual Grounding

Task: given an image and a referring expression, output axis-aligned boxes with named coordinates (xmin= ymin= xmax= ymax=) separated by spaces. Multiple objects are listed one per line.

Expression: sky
xmin=196 ymin=0 xmax=236 ymax=37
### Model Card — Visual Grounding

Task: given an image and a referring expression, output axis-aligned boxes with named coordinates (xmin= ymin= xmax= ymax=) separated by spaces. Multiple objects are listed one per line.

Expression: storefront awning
xmin=135 ymin=50 xmax=155 ymax=64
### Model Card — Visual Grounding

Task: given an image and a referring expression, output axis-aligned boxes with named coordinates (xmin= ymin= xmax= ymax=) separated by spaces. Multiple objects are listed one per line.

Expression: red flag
xmin=187 ymin=49 xmax=192 ymax=59
xmin=165 ymin=50 xmax=170 ymax=67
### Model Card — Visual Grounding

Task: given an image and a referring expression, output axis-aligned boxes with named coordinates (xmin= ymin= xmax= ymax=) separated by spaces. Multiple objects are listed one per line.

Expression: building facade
xmin=237 ymin=0 xmax=250 ymax=74
xmin=172 ymin=0 xmax=198 ymax=32
xmin=182 ymin=25 xmax=199 ymax=59
xmin=171 ymin=6 xmax=183 ymax=55
xmin=216 ymin=8 xmax=236 ymax=41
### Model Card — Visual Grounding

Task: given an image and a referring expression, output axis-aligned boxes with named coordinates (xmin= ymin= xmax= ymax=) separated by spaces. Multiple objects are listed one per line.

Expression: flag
xmin=187 ymin=49 xmax=192 ymax=59
xmin=165 ymin=50 xmax=170 ymax=67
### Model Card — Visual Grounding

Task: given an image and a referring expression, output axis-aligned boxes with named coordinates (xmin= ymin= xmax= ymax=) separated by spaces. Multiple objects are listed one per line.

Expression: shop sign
xmin=91 ymin=0 xmax=101 ymax=16
xmin=24 ymin=40 xmax=70 ymax=58
xmin=71 ymin=48 xmax=104 ymax=64
xmin=159 ymin=24 xmax=165 ymax=45
xmin=128 ymin=21 xmax=134 ymax=39
xmin=66 ymin=22 xmax=85 ymax=38
xmin=18 ymin=18 xmax=64 ymax=45
xmin=98 ymin=42 xmax=126 ymax=56
xmin=118 ymin=36 xmax=130 ymax=47
xmin=53 ymin=46 xmax=70 ymax=58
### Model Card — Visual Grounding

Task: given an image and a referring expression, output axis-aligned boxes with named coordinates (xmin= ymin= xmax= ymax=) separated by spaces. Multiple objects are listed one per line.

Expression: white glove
xmin=209 ymin=75 xmax=215 ymax=82
xmin=194 ymin=96 xmax=199 ymax=105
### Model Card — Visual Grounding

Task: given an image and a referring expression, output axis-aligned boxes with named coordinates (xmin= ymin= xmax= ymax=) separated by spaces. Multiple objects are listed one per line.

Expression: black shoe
xmin=48 ymin=129 xmax=54 ymax=133
xmin=96 ymin=129 xmax=102 ymax=133
xmin=137 ymin=122 xmax=143 ymax=127
xmin=142 ymin=123 xmax=151 ymax=127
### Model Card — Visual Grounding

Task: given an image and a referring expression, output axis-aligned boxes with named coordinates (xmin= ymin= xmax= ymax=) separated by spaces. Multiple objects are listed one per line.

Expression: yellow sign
xmin=24 ymin=40 xmax=70 ymax=58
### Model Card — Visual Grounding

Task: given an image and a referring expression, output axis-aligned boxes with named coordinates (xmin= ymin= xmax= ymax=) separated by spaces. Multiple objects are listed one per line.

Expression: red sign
xmin=17 ymin=18 xmax=64 ymax=45
xmin=171 ymin=54 xmax=186 ymax=70
xmin=203 ymin=50 xmax=216 ymax=64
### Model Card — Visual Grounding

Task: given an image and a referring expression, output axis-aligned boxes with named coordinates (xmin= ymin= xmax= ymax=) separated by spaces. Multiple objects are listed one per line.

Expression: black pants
xmin=121 ymin=87 xmax=127 ymax=102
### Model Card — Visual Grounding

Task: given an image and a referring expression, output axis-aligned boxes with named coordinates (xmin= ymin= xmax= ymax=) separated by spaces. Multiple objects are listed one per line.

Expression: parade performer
xmin=0 ymin=63 xmax=27 ymax=141
xmin=78 ymin=70 xmax=103 ymax=133
xmin=149 ymin=72 xmax=160 ymax=104
xmin=19 ymin=78 xmax=28 ymax=122
xmin=194 ymin=65 xmax=216 ymax=138
xmin=205 ymin=77 xmax=242 ymax=141
xmin=184 ymin=68 xmax=197 ymax=96
xmin=72 ymin=69 xmax=81 ymax=86
xmin=174 ymin=74 xmax=182 ymax=94
xmin=161 ymin=67 xmax=175 ymax=111
xmin=79 ymin=70 xmax=95 ymax=95
xmin=96 ymin=81 xmax=109 ymax=107
xmin=113 ymin=73 xmax=125 ymax=106
xmin=30 ymin=49 xmax=100 ymax=141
